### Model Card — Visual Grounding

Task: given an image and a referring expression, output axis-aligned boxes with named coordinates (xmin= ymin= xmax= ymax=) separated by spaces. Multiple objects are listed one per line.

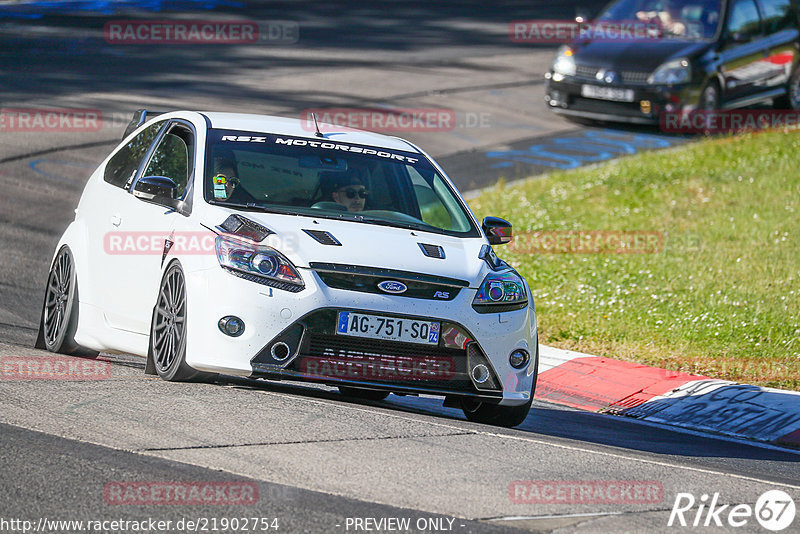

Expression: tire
xmin=41 ymin=246 xmax=97 ymax=357
xmin=774 ymin=66 xmax=800 ymax=110
xmin=150 ymin=263 xmax=207 ymax=382
xmin=338 ymin=386 xmax=390 ymax=401
xmin=700 ymin=81 xmax=720 ymax=111
xmin=461 ymin=341 xmax=539 ymax=428
xmin=461 ymin=397 xmax=532 ymax=428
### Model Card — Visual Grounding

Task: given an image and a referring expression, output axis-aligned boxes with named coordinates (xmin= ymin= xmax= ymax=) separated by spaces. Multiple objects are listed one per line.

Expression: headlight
xmin=648 ymin=58 xmax=690 ymax=85
xmin=472 ymin=271 xmax=528 ymax=313
xmin=215 ymin=235 xmax=304 ymax=290
xmin=552 ymin=45 xmax=577 ymax=77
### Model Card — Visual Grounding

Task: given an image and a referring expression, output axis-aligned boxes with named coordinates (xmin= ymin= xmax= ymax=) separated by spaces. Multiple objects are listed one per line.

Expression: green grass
xmin=469 ymin=130 xmax=800 ymax=390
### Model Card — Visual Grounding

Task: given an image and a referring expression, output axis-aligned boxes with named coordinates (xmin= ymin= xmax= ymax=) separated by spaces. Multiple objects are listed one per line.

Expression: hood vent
xmin=303 ymin=229 xmax=342 ymax=246
xmin=418 ymin=243 xmax=445 ymax=259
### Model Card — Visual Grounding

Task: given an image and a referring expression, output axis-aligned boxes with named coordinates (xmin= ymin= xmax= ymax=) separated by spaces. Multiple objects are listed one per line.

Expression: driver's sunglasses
xmin=341 ymin=187 xmax=368 ymax=199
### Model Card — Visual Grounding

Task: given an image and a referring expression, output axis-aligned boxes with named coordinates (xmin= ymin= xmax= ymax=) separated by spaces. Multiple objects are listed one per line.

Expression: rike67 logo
xmin=668 ymin=490 xmax=796 ymax=531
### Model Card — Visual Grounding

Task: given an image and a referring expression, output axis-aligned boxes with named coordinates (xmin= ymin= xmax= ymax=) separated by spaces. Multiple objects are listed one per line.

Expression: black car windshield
xmin=597 ymin=0 xmax=721 ymax=40
xmin=204 ymin=129 xmax=479 ymax=237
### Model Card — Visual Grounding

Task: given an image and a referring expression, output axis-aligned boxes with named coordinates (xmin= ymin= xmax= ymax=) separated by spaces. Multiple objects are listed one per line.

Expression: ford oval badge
xmin=377 ymin=280 xmax=407 ymax=294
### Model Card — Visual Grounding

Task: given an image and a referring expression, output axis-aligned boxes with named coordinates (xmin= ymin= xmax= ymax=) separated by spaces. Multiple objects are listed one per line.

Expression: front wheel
xmin=150 ymin=263 xmax=202 ymax=382
xmin=462 ymin=398 xmax=533 ymax=428
xmin=775 ymin=66 xmax=800 ymax=110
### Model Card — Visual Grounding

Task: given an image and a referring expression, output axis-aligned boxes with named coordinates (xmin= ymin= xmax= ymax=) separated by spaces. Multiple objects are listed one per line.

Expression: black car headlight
xmin=552 ymin=45 xmax=577 ymax=78
xmin=472 ymin=271 xmax=528 ymax=313
xmin=648 ymin=58 xmax=690 ymax=85
xmin=215 ymin=235 xmax=304 ymax=289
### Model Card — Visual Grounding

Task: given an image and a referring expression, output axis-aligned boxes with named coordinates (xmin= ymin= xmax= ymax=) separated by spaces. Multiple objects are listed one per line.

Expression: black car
xmin=545 ymin=0 xmax=800 ymax=124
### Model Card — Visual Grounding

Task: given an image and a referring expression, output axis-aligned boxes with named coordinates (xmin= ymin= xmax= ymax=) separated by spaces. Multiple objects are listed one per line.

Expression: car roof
xmin=199 ymin=112 xmax=422 ymax=153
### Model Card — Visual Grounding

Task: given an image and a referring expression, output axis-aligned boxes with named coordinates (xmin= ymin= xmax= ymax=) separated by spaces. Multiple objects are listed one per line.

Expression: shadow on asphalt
xmin=0 ymin=0 xmax=606 ymax=103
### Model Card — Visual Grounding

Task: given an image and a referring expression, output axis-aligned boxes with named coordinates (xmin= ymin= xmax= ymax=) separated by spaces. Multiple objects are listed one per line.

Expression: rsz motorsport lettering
xmin=220 ymin=135 xmax=420 ymax=164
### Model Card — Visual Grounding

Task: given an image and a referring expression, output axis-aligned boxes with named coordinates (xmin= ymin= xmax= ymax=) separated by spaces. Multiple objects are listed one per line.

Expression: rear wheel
xmin=41 ymin=246 xmax=97 ymax=357
xmin=151 ymin=263 xmax=203 ymax=382
xmin=338 ymin=386 xmax=390 ymax=401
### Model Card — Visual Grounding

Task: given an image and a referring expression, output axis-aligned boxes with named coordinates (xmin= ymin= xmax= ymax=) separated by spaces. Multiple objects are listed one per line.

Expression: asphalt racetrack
xmin=0 ymin=2 xmax=798 ymax=533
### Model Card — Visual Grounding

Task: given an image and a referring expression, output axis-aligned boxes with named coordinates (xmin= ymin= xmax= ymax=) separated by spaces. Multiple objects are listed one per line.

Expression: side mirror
xmin=133 ymin=176 xmax=179 ymax=208
xmin=482 ymin=216 xmax=512 ymax=245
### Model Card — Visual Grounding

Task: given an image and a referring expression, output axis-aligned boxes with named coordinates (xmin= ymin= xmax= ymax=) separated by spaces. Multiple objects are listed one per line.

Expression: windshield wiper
xmin=208 ymin=200 xmax=275 ymax=213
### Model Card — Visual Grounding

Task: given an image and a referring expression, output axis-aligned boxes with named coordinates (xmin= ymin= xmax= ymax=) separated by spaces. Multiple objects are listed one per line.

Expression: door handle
xmin=110 ymin=215 xmax=122 ymax=227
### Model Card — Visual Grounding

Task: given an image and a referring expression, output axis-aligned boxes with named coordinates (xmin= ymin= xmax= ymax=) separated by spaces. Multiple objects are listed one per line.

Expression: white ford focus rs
xmin=37 ymin=110 xmax=538 ymax=427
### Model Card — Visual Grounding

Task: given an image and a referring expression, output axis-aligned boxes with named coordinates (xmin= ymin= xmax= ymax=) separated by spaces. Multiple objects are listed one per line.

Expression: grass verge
xmin=469 ymin=129 xmax=800 ymax=390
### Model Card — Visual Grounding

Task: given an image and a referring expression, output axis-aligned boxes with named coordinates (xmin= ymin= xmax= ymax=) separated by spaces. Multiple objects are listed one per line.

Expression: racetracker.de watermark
xmin=508 ymin=231 xmax=664 ymax=254
xmin=103 ymin=231 xmax=299 ymax=256
xmin=509 ymin=20 xmax=661 ymax=43
xmin=0 ymin=356 xmax=111 ymax=381
xmin=104 ymin=20 xmax=298 ymax=45
xmin=661 ymin=110 xmax=800 ymax=134
xmin=298 ymin=354 xmax=457 ymax=382
xmin=509 ymin=480 xmax=664 ymax=504
xmin=300 ymin=108 xmax=464 ymax=133
xmin=0 ymin=108 xmax=102 ymax=132
xmin=104 ymin=482 xmax=259 ymax=506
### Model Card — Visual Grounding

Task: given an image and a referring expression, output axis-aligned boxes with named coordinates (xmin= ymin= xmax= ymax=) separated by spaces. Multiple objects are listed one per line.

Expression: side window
xmin=727 ymin=0 xmax=763 ymax=38
xmin=142 ymin=126 xmax=193 ymax=199
xmin=103 ymin=122 xmax=164 ymax=188
xmin=756 ymin=0 xmax=795 ymax=32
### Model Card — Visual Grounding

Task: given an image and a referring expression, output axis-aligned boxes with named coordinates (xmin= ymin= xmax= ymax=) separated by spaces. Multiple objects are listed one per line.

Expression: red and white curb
xmin=537 ymin=345 xmax=800 ymax=449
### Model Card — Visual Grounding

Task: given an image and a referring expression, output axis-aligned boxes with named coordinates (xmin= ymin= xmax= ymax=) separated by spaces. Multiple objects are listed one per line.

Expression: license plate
xmin=336 ymin=312 xmax=440 ymax=345
xmin=581 ymin=84 xmax=635 ymax=102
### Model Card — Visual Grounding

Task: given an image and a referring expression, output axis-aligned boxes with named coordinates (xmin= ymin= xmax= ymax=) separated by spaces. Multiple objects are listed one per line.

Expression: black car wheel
xmin=775 ymin=66 xmax=800 ymax=110
xmin=151 ymin=263 xmax=200 ymax=382
xmin=700 ymin=82 xmax=720 ymax=111
xmin=338 ymin=386 xmax=390 ymax=401
xmin=42 ymin=246 xmax=81 ymax=354
xmin=462 ymin=396 xmax=533 ymax=428
xmin=461 ymin=340 xmax=538 ymax=428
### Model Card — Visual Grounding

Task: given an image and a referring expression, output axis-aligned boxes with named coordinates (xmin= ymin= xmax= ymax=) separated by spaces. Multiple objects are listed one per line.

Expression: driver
xmin=636 ymin=0 xmax=687 ymax=36
xmin=212 ymin=155 xmax=256 ymax=204
xmin=330 ymin=168 xmax=369 ymax=212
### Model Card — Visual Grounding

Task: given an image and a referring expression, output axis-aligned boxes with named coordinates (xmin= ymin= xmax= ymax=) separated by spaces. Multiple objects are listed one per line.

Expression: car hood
xmin=572 ymin=39 xmax=712 ymax=72
xmin=206 ymin=211 xmax=490 ymax=287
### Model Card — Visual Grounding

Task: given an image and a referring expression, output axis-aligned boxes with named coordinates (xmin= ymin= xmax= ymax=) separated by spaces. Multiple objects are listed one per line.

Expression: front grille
xmin=621 ymin=70 xmax=650 ymax=84
xmin=311 ymin=262 xmax=466 ymax=301
xmin=294 ymin=333 xmax=473 ymax=391
xmin=250 ymin=309 xmax=502 ymax=397
xmin=568 ymin=97 xmax=648 ymax=118
xmin=573 ymin=66 xmax=650 ymax=85
xmin=575 ymin=65 xmax=599 ymax=79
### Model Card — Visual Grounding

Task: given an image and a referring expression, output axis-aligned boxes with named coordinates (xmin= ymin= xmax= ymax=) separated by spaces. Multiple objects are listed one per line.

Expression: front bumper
xmin=183 ymin=265 xmax=537 ymax=406
xmin=545 ymin=73 xmax=699 ymax=124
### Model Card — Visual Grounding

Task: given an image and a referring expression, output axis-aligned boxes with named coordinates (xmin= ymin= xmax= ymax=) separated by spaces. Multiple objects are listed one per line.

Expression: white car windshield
xmin=204 ymin=130 xmax=479 ymax=237
xmin=597 ymin=0 xmax=721 ymax=40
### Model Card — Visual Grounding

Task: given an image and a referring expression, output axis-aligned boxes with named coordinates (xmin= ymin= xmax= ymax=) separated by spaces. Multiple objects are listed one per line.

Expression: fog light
xmin=271 ymin=341 xmax=290 ymax=361
xmin=509 ymin=349 xmax=530 ymax=369
xmin=218 ymin=316 xmax=245 ymax=337
xmin=471 ymin=364 xmax=490 ymax=384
